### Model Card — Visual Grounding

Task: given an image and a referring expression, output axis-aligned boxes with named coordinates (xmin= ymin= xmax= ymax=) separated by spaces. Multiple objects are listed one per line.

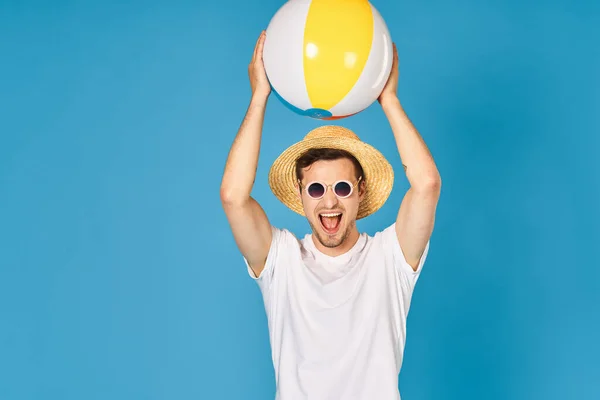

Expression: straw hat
xmin=268 ymin=125 xmax=394 ymax=220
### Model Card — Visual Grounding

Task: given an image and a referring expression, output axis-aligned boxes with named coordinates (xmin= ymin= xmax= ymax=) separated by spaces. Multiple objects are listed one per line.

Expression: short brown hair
xmin=295 ymin=148 xmax=364 ymax=182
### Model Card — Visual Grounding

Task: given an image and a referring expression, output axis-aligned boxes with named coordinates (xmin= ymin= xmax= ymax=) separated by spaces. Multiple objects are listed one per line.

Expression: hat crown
xmin=304 ymin=125 xmax=360 ymax=141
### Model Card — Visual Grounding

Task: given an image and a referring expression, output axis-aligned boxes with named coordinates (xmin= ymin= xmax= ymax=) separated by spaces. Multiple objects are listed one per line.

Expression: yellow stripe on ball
xmin=303 ymin=0 xmax=374 ymax=111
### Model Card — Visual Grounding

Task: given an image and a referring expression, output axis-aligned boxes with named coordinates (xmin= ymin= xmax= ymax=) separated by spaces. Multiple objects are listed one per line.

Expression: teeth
xmin=320 ymin=213 xmax=341 ymax=217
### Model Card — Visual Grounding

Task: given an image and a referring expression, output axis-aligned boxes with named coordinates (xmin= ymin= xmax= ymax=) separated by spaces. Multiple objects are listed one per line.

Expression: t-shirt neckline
xmin=304 ymin=232 xmax=367 ymax=264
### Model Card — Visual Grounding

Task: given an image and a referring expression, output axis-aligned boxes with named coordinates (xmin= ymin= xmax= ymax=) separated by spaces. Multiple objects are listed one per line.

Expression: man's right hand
xmin=248 ymin=31 xmax=271 ymax=100
xmin=220 ymin=30 xmax=274 ymax=279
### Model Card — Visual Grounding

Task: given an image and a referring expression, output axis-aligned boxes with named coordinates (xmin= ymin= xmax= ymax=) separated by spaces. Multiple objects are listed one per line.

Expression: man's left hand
xmin=378 ymin=43 xmax=399 ymax=106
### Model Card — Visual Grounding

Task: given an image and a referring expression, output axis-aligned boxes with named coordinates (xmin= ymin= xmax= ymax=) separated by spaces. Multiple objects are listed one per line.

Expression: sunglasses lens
xmin=334 ymin=181 xmax=352 ymax=197
xmin=307 ymin=183 xmax=325 ymax=198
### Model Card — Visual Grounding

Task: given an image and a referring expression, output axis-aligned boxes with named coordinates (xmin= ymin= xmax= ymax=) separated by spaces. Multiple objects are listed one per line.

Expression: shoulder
xmin=246 ymin=225 xmax=301 ymax=282
xmin=265 ymin=226 xmax=305 ymax=262
xmin=371 ymin=223 xmax=430 ymax=276
xmin=366 ymin=224 xmax=398 ymax=248
xmin=272 ymin=226 xmax=301 ymax=246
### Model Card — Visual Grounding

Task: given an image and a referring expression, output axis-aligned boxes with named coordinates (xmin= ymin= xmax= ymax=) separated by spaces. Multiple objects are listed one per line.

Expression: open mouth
xmin=318 ymin=212 xmax=343 ymax=235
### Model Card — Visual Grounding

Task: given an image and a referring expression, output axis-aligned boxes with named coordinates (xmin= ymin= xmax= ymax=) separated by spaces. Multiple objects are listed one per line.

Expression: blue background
xmin=1 ymin=0 xmax=599 ymax=399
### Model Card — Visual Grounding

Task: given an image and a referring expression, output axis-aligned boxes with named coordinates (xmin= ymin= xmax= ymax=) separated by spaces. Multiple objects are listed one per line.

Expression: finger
xmin=252 ymin=31 xmax=266 ymax=62
xmin=391 ymin=43 xmax=399 ymax=67
xmin=256 ymin=31 xmax=266 ymax=60
xmin=251 ymin=31 xmax=263 ymax=62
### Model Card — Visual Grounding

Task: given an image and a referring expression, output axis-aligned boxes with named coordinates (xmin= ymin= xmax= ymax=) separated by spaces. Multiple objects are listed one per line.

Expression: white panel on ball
xmin=263 ymin=0 xmax=312 ymax=111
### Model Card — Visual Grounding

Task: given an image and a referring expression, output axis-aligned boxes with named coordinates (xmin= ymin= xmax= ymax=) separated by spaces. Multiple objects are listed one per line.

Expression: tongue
xmin=322 ymin=215 xmax=341 ymax=230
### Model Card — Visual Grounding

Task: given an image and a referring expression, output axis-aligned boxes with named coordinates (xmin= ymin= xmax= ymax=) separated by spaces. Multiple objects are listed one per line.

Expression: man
xmin=220 ymin=31 xmax=441 ymax=400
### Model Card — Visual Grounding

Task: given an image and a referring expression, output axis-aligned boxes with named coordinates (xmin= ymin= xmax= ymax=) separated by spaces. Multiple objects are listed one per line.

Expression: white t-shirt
xmin=245 ymin=223 xmax=429 ymax=400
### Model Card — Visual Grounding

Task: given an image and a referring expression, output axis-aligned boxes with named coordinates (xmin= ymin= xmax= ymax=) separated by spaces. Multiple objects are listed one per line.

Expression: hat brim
xmin=268 ymin=135 xmax=394 ymax=220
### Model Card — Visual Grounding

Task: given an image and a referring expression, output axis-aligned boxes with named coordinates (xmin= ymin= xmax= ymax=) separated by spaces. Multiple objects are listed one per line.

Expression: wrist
xmin=379 ymin=94 xmax=401 ymax=111
xmin=250 ymin=91 xmax=270 ymax=107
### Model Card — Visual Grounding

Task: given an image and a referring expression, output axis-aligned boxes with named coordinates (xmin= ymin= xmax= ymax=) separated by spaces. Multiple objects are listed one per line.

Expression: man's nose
xmin=322 ymin=186 xmax=338 ymax=208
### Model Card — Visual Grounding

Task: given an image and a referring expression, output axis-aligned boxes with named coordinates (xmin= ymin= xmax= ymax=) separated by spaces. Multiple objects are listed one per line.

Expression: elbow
xmin=220 ymin=185 xmax=236 ymax=206
xmin=220 ymin=185 xmax=248 ymax=208
xmin=412 ymin=172 xmax=442 ymax=194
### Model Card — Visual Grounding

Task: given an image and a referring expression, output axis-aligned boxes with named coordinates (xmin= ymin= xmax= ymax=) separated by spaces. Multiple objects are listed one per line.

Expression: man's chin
xmin=319 ymin=235 xmax=343 ymax=248
xmin=308 ymin=217 xmax=355 ymax=249
xmin=315 ymin=227 xmax=347 ymax=248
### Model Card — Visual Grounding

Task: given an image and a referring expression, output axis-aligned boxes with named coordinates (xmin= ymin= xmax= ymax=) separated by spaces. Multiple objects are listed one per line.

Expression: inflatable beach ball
xmin=263 ymin=0 xmax=393 ymax=120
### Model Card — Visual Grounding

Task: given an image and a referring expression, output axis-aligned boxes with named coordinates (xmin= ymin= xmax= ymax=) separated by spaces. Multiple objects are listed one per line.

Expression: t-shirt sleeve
xmin=243 ymin=226 xmax=288 ymax=292
xmin=381 ymin=223 xmax=430 ymax=288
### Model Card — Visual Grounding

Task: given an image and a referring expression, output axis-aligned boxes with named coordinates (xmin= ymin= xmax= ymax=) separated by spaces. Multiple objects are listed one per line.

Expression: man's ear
xmin=358 ymin=179 xmax=367 ymax=200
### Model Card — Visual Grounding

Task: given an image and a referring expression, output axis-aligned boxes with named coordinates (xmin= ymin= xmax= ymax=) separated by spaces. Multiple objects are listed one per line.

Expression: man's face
xmin=297 ymin=158 xmax=364 ymax=248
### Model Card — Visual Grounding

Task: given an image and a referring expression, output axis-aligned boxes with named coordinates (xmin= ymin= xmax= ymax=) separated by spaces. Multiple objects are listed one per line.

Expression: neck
xmin=312 ymin=226 xmax=360 ymax=257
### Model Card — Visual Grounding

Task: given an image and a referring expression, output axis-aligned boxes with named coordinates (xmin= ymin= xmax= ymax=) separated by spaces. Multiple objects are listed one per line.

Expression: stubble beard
xmin=309 ymin=218 xmax=356 ymax=249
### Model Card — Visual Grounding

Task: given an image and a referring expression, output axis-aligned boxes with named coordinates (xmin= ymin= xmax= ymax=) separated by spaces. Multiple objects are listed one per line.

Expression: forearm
xmin=220 ymin=94 xmax=268 ymax=204
xmin=381 ymin=96 xmax=441 ymax=191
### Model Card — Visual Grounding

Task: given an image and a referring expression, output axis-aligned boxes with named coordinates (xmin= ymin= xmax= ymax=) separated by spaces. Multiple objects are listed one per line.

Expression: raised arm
xmin=379 ymin=44 xmax=442 ymax=271
xmin=220 ymin=32 xmax=272 ymax=277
